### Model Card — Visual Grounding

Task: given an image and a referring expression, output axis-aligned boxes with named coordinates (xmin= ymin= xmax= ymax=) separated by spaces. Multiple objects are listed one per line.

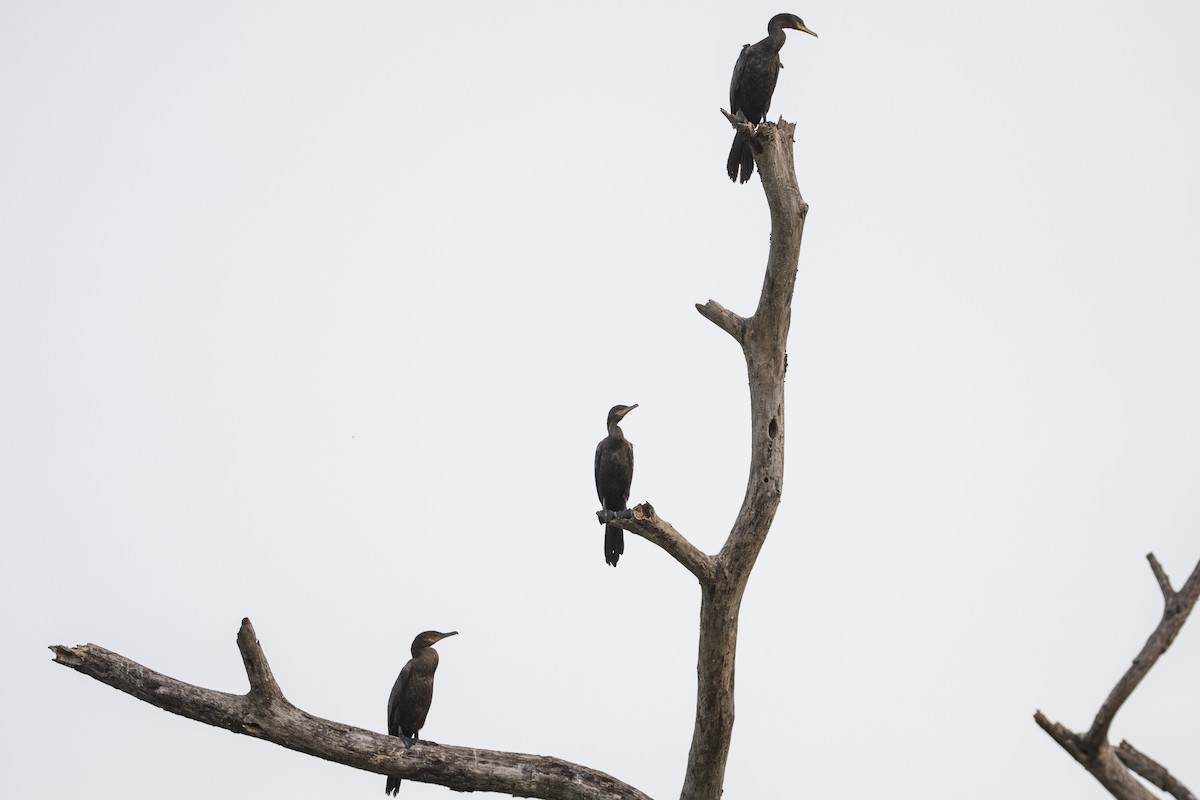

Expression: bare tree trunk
xmin=616 ymin=116 xmax=807 ymax=800
xmin=50 ymin=118 xmax=808 ymax=800
xmin=1035 ymin=554 xmax=1200 ymax=800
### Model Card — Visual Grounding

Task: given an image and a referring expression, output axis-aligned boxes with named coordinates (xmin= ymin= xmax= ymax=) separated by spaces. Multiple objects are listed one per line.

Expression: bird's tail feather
xmin=604 ymin=524 xmax=624 ymax=567
xmin=386 ymin=776 xmax=400 ymax=795
xmin=727 ymin=131 xmax=755 ymax=184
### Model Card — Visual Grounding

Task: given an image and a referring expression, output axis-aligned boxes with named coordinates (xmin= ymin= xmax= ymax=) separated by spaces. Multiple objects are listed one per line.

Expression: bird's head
xmin=771 ymin=13 xmax=818 ymax=38
xmin=606 ymin=404 xmax=638 ymax=427
xmin=410 ymin=630 xmax=458 ymax=655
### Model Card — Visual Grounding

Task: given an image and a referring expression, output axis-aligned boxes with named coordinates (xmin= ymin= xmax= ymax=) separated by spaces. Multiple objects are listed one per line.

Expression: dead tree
xmin=1035 ymin=554 xmax=1199 ymax=800
xmin=49 ymin=117 xmax=808 ymax=800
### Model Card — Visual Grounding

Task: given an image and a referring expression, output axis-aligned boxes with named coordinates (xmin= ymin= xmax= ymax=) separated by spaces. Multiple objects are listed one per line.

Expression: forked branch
xmin=1035 ymin=554 xmax=1199 ymax=800
xmin=51 ymin=618 xmax=651 ymax=800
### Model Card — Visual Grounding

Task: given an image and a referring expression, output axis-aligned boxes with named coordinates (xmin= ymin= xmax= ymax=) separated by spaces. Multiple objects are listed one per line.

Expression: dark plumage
xmin=385 ymin=630 xmax=458 ymax=796
xmin=727 ymin=13 xmax=818 ymax=183
xmin=595 ymin=404 xmax=637 ymax=567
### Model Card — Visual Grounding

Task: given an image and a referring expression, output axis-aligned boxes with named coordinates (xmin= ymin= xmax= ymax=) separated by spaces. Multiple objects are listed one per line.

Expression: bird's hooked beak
xmin=794 ymin=23 xmax=818 ymax=38
xmin=435 ymin=631 xmax=459 ymax=643
xmin=619 ymin=404 xmax=639 ymax=418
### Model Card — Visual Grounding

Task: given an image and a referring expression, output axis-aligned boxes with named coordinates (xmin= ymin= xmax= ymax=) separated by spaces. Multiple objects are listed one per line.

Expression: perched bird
xmin=385 ymin=630 xmax=458 ymax=796
xmin=595 ymin=404 xmax=637 ymax=567
xmin=727 ymin=13 xmax=818 ymax=183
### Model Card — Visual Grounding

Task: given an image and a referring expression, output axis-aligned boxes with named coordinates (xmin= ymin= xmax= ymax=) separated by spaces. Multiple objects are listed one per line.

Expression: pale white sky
xmin=2 ymin=2 xmax=1198 ymax=798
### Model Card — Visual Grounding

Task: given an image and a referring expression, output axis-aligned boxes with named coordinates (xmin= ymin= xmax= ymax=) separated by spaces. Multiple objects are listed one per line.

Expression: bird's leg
xmin=596 ymin=509 xmax=614 ymax=524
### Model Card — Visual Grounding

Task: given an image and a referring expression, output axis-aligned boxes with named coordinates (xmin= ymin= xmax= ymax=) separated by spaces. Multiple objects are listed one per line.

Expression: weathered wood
xmin=694 ymin=300 xmax=746 ymax=344
xmin=51 ymin=619 xmax=652 ymax=800
xmin=603 ymin=503 xmax=715 ymax=583
xmin=679 ymin=116 xmax=806 ymax=800
xmin=1117 ymin=741 xmax=1197 ymax=800
xmin=1035 ymin=555 xmax=1200 ymax=800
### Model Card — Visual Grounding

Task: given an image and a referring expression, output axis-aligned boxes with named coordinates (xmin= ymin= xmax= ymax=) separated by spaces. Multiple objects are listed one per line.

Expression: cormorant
xmin=595 ymin=404 xmax=637 ymax=567
xmin=385 ymin=630 xmax=458 ymax=796
xmin=727 ymin=13 xmax=818 ymax=183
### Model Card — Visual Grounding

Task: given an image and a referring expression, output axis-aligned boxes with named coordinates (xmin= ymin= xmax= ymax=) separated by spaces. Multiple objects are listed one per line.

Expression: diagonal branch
xmin=1084 ymin=554 xmax=1200 ymax=750
xmin=1035 ymin=553 xmax=1200 ymax=800
xmin=1148 ymin=553 xmax=1175 ymax=602
xmin=719 ymin=108 xmax=754 ymax=138
xmin=51 ymin=618 xmax=652 ymax=800
xmin=695 ymin=300 xmax=746 ymax=344
xmin=1117 ymin=741 xmax=1197 ymax=800
xmin=601 ymin=503 xmax=716 ymax=584
xmin=1033 ymin=711 xmax=1089 ymax=763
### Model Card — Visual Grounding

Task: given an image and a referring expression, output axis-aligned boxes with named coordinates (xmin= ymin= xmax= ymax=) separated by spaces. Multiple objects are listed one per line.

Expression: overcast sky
xmin=3 ymin=2 xmax=1198 ymax=798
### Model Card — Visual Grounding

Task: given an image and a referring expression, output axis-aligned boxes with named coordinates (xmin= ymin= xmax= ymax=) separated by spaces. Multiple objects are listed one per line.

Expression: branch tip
xmin=695 ymin=300 xmax=746 ymax=343
xmin=50 ymin=643 xmax=86 ymax=667
xmin=237 ymin=617 xmax=285 ymax=701
xmin=719 ymin=108 xmax=750 ymax=132
xmin=1147 ymin=553 xmax=1174 ymax=600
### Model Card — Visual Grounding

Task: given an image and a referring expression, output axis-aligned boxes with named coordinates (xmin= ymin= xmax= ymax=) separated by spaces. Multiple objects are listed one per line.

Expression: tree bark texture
xmin=51 ymin=619 xmax=651 ymax=800
xmin=1116 ymin=741 xmax=1198 ymax=800
xmin=1035 ymin=554 xmax=1199 ymax=800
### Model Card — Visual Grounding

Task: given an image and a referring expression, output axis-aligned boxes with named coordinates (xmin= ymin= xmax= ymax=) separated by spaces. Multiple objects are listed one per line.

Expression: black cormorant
xmin=727 ymin=13 xmax=817 ymax=183
xmin=595 ymin=404 xmax=637 ymax=567
xmin=385 ymin=630 xmax=458 ymax=796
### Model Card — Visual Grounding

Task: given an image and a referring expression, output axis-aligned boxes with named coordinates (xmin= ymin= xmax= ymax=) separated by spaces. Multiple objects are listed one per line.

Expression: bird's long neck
xmin=762 ymin=25 xmax=788 ymax=53
xmin=607 ymin=422 xmax=625 ymax=440
xmin=411 ymin=646 xmax=440 ymax=668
